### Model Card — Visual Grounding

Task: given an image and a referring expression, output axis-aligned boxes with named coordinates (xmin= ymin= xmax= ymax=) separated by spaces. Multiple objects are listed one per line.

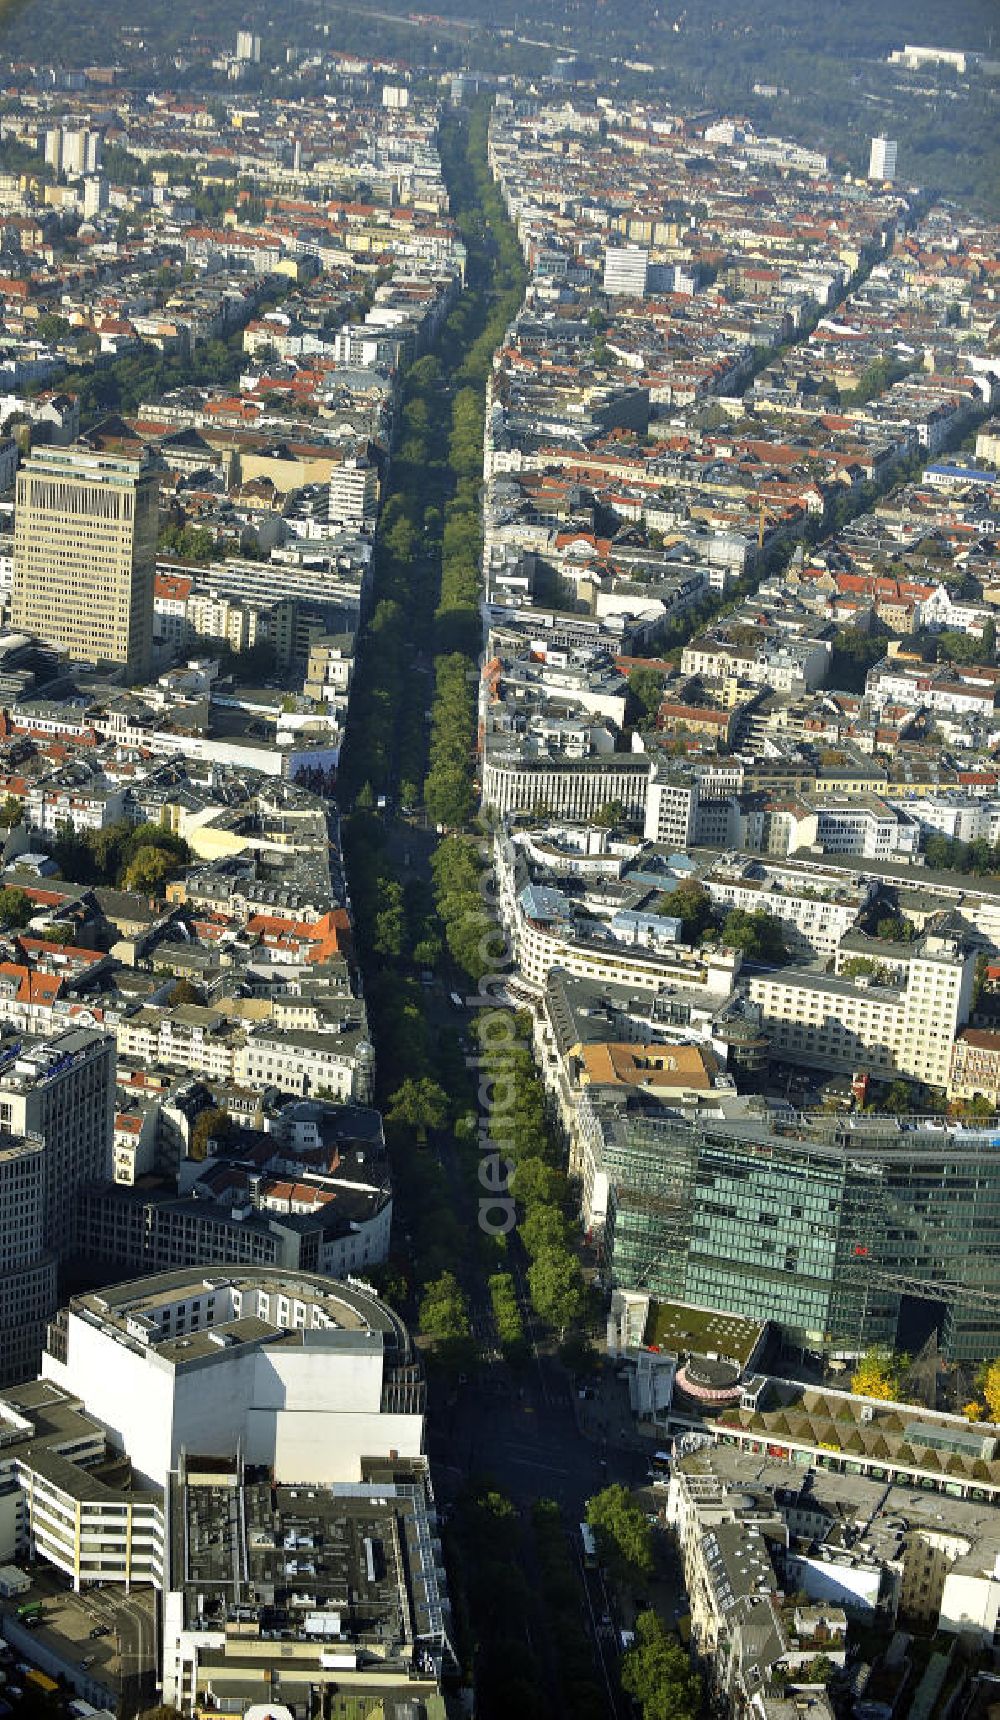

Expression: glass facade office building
xmin=602 ymin=1111 xmax=1000 ymax=1359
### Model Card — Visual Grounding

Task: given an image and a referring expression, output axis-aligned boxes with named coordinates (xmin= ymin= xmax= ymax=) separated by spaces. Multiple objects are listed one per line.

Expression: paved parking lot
xmin=1 ymin=1573 xmax=156 ymax=1717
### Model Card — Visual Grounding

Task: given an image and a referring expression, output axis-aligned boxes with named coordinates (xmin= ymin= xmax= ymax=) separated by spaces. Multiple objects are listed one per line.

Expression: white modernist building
xmin=0 ymin=1377 xmax=165 ymax=1592
xmin=603 ymin=245 xmax=649 ymax=297
xmin=42 ymin=1267 xmax=425 ymax=1490
xmin=747 ymin=927 xmax=976 ymax=1090
xmin=869 ymin=136 xmax=898 ymax=183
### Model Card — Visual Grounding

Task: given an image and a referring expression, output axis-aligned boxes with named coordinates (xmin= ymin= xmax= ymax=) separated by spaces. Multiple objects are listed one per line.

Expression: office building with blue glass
xmin=601 ymin=1107 xmax=1000 ymax=1360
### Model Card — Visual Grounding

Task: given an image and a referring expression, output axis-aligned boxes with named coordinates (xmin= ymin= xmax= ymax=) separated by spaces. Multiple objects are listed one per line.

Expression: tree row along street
xmin=337 ymin=102 xmax=636 ymax=1720
xmin=335 ymin=101 xmax=989 ymax=1720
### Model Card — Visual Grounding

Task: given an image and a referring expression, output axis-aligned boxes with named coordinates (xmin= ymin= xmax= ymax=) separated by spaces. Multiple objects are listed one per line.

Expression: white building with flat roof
xmin=42 ymin=1267 xmax=425 ymax=1489
xmin=748 ymin=927 xmax=976 ymax=1090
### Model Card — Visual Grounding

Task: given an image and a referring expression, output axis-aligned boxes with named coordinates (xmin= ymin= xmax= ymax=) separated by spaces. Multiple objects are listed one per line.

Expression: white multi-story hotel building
xmin=747 ymin=928 xmax=976 ymax=1089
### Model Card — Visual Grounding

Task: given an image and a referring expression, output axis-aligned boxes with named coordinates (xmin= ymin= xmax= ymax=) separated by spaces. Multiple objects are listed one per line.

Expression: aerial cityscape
xmin=0 ymin=0 xmax=994 ymax=1717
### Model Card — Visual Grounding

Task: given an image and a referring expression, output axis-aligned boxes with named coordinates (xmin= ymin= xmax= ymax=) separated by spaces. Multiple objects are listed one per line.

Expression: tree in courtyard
xmin=666 ymin=879 xmax=713 ymax=943
xmin=123 ymin=845 xmax=177 ymax=894
xmin=189 ymin=1107 xmax=232 ymax=1162
xmin=850 ymin=1346 xmax=901 ymax=1401
xmin=628 ymin=666 xmax=667 ymax=726
xmin=979 ymin=1359 xmax=1000 ymax=1423
xmin=875 ymin=913 xmax=915 ymax=942
xmin=721 ymin=907 xmax=787 ymax=963
xmin=0 ymin=886 xmax=33 ymax=929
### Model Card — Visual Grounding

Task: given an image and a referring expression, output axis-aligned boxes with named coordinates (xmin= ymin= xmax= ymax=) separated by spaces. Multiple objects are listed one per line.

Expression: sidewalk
xmin=572 ymin=1364 xmax=657 ymax=1453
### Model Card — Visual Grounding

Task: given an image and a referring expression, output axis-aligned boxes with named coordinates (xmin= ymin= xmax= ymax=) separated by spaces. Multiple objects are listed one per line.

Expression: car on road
xmin=89 ymin=1626 xmax=109 ymax=1639
xmin=81 ymin=1656 xmax=95 ymax=1670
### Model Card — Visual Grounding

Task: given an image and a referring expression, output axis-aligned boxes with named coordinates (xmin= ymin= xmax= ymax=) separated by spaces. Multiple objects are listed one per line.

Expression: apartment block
xmin=698 ymin=853 xmax=873 ymax=959
xmin=328 ymin=455 xmax=379 ymax=528
xmin=603 ymin=245 xmax=649 ymax=297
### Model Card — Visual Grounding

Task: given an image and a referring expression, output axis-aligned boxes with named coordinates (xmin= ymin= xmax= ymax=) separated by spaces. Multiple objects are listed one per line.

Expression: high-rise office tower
xmin=0 ymin=1028 xmax=114 ymax=1384
xmin=597 ymin=1104 xmax=1000 ymax=1361
xmin=0 ymin=1028 xmax=115 ymax=1253
xmin=869 ymin=136 xmax=898 ymax=182
xmin=12 ymin=446 xmax=158 ymax=679
xmin=603 ymin=244 xmax=649 ymax=297
xmin=0 ymin=1135 xmax=57 ymax=1383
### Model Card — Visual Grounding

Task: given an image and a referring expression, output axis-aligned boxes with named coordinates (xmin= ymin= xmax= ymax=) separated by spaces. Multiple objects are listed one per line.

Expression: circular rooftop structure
xmin=675 ymin=1355 xmax=743 ymax=1407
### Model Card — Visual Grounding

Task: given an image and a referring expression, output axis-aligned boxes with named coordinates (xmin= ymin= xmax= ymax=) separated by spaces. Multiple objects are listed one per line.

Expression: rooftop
xmin=71 ymin=1267 xmax=409 ymax=1366
xmin=643 ymin=1298 xmax=766 ymax=1368
xmin=170 ymin=1459 xmax=448 ymax=1667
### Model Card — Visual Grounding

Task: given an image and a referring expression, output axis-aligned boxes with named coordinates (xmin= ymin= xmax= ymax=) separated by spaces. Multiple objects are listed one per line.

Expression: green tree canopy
xmin=721 ymin=907 xmax=787 ymax=963
xmin=418 ymin=1269 xmax=472 ymax=1364
xmin=621 ymin=1610 xmax=703 ymax=1720
xmin=628 ymin=666 xmax=667 ymax=725
xmin=665 ymin=879 xmax=713 ymax=943
xmin=189 ymin=1106 xmax=232 ymax=1162
xmin=586 ymin=1485 xmax=655 ymax=1579
xmin=0 ymin=886 xmax=33 ymax=929
xmin=386 ymin=1076 xmax=449 ymax=1142
xmin=851 ymin=1345 xmax=903 ymax=1401
xmin=527 ymin=1245 xmax=586 ymax=1333
xmin=123 ymin=846 xmax=178 ymax=895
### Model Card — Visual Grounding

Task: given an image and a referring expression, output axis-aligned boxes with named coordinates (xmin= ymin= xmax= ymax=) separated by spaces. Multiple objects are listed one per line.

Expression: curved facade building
xmin=42 ymin=1266 xmax=424 ymax=1488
